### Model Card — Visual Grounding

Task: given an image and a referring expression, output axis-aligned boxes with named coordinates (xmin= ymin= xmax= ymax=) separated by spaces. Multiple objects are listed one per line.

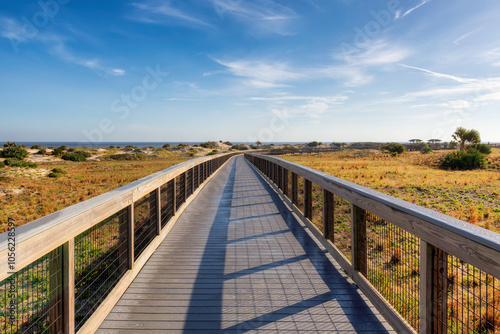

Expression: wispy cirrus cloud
xmin=212 ymin=0 xmax=297 ymax=35
xmin=401 ymin=0 xmax=432 ymax=18
xmin=131 ymin=0 xmax=213 ymax=29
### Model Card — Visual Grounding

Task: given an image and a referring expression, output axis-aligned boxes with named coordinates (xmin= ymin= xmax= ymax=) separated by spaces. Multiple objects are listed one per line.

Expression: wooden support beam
xmin=432 ymin=246 xmax=448 ymax=334
xmin=420 ymin=240 xmax=433 ymax=334
xmin=172 ymin=177 xmax=177 ymax=216
xmin=63 ymin=239 xmax=75 ymax=334
xmin=127 ymin=204 xmax=134 ymax=269
xmin=304 ymin=179 xmax=312 ymax=220
xmin=351 ymin=204 xmax=367 ymax=276
xmin=283 ymin=169 xmax=289 ymax=198
xmin=323 ymin=189 xmax=334 ymax=241
xmin=49 ymin=246 xmax=63 ymax=334
xmin=155 ymin=188 xmax=161 ymax=235
xmin=291 ymin=173 xmax=298 ymax=206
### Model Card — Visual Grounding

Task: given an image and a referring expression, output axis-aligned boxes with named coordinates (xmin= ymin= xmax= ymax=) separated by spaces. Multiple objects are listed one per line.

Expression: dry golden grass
xmin=282 ymin=148 xmax=500 ymax=232
xmin=0 ymin=157 xmax=188 ymax=233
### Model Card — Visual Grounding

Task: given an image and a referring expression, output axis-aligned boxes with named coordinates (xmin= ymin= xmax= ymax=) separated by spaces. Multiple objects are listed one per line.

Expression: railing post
xmin=283 ymin=169 xmax=289 ymax=197
xmin=172 ymin=177 xmax=177 ymax=216
xmin=156 ymin=188 xmax=161 ymax=234
xmin=420 ymin=240 xmax=433 ymax=334
xmin=49 ymin=246 xmax=63 ymax=334
xmin=63 ymin=239 xmax=75 ymax=334
xmin=432 ymin=246 xmax=448 ymax=334
xmin=127 ymin=204 xmax=134 ymax=269
xmin=183 ymin=172 xmax=187 ymax=204
xmin=291 ymin=173 xmax=298 ymax=206
xmin=351 ymin=204 xmax=367 ymax=276
xmin=323 ymin=189 xmax=334 ymax=241
xmin=191 ymin=168 xmax=195 ymax=196
xmin=304 ymin=179 xmax=312 ymax=220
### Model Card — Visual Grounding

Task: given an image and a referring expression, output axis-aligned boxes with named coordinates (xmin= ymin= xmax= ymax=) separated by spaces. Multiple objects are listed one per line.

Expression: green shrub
xmin=231 ymin=144 xmax=249 ymax=151
xmin=200 ymin=142 xmax=213 ymax=149
xmin=4 ymin=158 xmax=37 ymax=168
xmin=68 ymin=148 xmax=75 ymax=152
xmin=189 ymin=153 xmax=195 ymax=157
xmin=59 ymin=145 xmax=68 ymax=150
xmin=31 ymin=144 xmax=42 ymax=149
xmin=37 ymin=148 xmax=47 ymax=155
xmin=420 ymin=144 xmax=433 ymax=154
xmin=3 ymin=142 xmax=16 ymax=148
xmin=62 ymin=153 xmax=86 ymax=162
xmin=206 ymin=150 xmax=218 ymax=156
xmin=52 ymin=148 xmax=64 ymax=156
xmin=52 ymin=168 xmax=67 ymax=174
xmin=469 ymin=144 xmax=492 ymax=155
xmin=381 ymin=142 xmax=406 ymax=155
xmin=105 ymin=153 xmax=149 ymax=161
xmin=0 ymin=162 xmax=4 ymax=168
xmin=162 ymin=144 xmax=170 ymax=148
xmin=223 ymin=141 xmax=233 ymax=146
xmin=306 ymin=141 xmax=322 ymax=147
xmin=47 ymin=172 xmax=60 ymax=178
xmin=440 ymin=150 xmax=486 ymax=170
xmin=75 ymin=150 xmax=91 ymax=158
xmin=0 ymin=147 xmax=29 ymax=159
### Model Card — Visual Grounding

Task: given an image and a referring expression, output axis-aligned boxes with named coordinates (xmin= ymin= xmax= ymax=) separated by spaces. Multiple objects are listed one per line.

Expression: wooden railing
xmin=0 ymin=152 xmax=239 ymax=334
xmin=245 ymin=153 xmax=500 ymax=334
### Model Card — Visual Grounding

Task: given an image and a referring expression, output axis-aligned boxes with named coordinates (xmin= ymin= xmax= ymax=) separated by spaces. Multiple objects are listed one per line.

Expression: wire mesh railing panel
xmin=74 ymin=208 xmax=128 ymax=331
xmin=296 ymin=176 xmax=305 ymax=214
xmin=176 ymin=174 xmax=185 ymax=211
xmin=186 ymin=169 xmax=193 ymax=197
xmin=333 ymin=195 xmax=352 ymax=262
xmin=361 ymin=212 xmax=421 ymax=331
xmin=433 ymin=252 xmax=500 ymax=333
xmin=160 ymin=180 xmax=174 ymax=228
xmin=1 ymin=247 xmax=63 ymax=334
xmin=133 ymin=192 xmax=157 ymax=260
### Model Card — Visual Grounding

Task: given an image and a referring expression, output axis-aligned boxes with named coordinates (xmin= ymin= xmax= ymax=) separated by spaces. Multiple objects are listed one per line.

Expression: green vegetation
xmin=62 ymin=152 xmax=87 ymax=162
xmin=4 ymin=158 xmax=38 ymax=168
xmin=31 ymin=144 xmax=43 ymax=149
xmin=470 ymin=143 xmax=492 ymax=155
xmin=420 ymin=144 xmax=433 ymax=154
xmin=231 ymin=144 xmax=248 ymax=150
xmin=105 ymin=152 xmax=149 ymax=161
xmin=206 ymin=150 xmax=218 ymax=156
xmin=380 ymin=142 xmax=406 ymax=155
xmin=52 ymin=168 xmax=67 ymax=174
xmin=200 ymin=142 xmax=213 ymax=149
xmin=52 ymin=147 xmax=65 ymax=157
xmin=0 ymin=162 xmax=4 ymax=168
xmin=162 ymin=143 xmax=170 ymax=148
xmin=306 ymin=141 xmax=322 ymax=147
xmin=440 ymin=150 xmax=486 ymax=170
xmin=0 ymin=146 xmax=29 ymax=160
xmin=3 ymin=141 xmax=16 ymax=148
xmin=452 ymin=127 xmax=481 ymax=151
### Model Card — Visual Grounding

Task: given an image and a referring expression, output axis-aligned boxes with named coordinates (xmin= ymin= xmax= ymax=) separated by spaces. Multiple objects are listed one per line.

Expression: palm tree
xmin=255 ymin=141 xmax=262 ymax=148
xmin=452 ymin=127 xmax=481 ymax=151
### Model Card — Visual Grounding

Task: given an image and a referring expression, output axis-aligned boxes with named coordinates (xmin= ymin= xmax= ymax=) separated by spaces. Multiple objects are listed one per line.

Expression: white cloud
xmin=453 ymin=29 xmax=480 ymax=45
xmin=400 ymin=64 xmax=477 ymax=84
xmin=0 ymin=16 xmax=26 ymax=42
xmin=132 ymin=1 xmax=213 ymax=29
xmin=338 ymin=40 xmax=410 ymax=67
xmin=212 ymin=0 xmax=296 ymax=35
xmin=402 ymin=0 xmax=432 ymax=18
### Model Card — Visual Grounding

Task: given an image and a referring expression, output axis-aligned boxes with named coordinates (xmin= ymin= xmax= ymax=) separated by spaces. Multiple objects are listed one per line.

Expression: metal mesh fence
xmin=433 ymin=252 xmax=500 ymax=333
xmin=133 ymin=191 xmax=157 ymax=260
xmin=74 ymin=208 xmax=128 ymax=331
xmin=360 ymin=212 xmax=421 ymax=331
xmin=310 ymin=183 xmax=323 ymax=231
xmin=1 ymin=247 xmax=63 ymax=334
xmin=333 ymin=196 xmax=352 ymax=262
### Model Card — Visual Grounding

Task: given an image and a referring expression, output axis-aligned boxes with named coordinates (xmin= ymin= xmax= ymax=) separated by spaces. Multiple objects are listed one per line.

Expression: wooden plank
xmin=244 ymin=153 xmax=500 ymax=278
xmin=63 ymin=239 xmax=75 ymax=334
xmin=291 ymin=172 xmax=298 ymax=206
xmin=172 ymin=177 xmax=177 ymax=216
xmin=49 ymin=246 xmax=63 ymax=334
xmin=420 ymin=240 xmax=433 ymax=334
xmin=155 ymin=188 xmax=161 ymax=235
xmin=351 ymin=205 xmax=367 ymax=276
xmin=283 ymin=169 xmax=289 ymax=198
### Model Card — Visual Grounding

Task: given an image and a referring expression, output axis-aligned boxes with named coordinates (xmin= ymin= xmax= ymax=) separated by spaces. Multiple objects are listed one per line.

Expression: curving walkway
xmin=97 ymin=156 xmax=395 ymax=334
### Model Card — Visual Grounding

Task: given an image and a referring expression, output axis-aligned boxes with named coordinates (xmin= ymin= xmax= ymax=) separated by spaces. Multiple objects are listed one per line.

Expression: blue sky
xmin=1 ymin=0 xmax=500 ymax=144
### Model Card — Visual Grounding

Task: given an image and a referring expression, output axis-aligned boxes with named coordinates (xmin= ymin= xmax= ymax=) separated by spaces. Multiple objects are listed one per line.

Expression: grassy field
xmin=281 ymin=149 xmax=500 ymax=232
xmin=0 ymin=157 xmax=188 ymax=233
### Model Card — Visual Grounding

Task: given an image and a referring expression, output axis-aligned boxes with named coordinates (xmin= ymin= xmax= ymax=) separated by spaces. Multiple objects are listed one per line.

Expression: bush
xmin=381 ymin=142 xmax=406 ymax=155
xmin=306 ymin=141 xmax=322 ymax=147
xmin=0 ymin=147 xmax=29 ymax=160
xmin=0 ymin=162 xmax=4 ymax=168
xmin=440 ymin=150 xmax=486 ymax=170
xmin=420 ymin=144 xmax=433 ymax=154
xmin=4 ymin=158 xmax=37 ymax=168
xmin=58 ymin=145 xmax=68 ymax=150
xmin=62 ymin=153 xmax=86 ymax=162
xmin=52 ymin=148 xmax=64 ymax=156
xmin=31 ymin=145 xmax=42 ymax=149
xmin=200 ymin=142 xmax=213 ymax=149
xmin=105 ymin=153 xmax=149 ymax=161
xmin=162 ymin=144 xmax=170 ymax=148
xmin=206 ymin=150 xmax=218 ymax=156
xmin=189 ymin=153 xmax=195 ymax=157
xmin=469 ymin=144 xmax=492 ymax=155
xmin=52 ymin=168 xmax=67 ymax=174
xmin=3 ymin=142 xmax=16 ymax=148
xmin=231 ymin=144 xmax=249 ymax=151
xmin=47 ymin=172 xmax=60 ymax=178
xmin=223 ymin=141 xmax=233 ymax=146
xmin=37 ymin=148 xmax=47 ymax=155
xmin=75 ymin=150 xmax=91 ymax=158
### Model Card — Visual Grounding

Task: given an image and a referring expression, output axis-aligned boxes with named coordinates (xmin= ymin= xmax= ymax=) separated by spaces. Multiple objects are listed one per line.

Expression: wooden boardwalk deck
xmin=97 ymin=156 xmax=395 ymax=334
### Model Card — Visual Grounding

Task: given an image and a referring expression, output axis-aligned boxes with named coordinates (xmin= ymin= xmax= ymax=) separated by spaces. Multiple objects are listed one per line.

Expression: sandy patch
xmin=3 ymin=168 xmax=52 ymax=179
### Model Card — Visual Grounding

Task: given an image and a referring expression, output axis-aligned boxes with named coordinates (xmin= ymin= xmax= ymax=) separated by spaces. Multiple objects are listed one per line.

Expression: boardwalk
xmin=97 ymin=156 xmax=395 ymax=334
